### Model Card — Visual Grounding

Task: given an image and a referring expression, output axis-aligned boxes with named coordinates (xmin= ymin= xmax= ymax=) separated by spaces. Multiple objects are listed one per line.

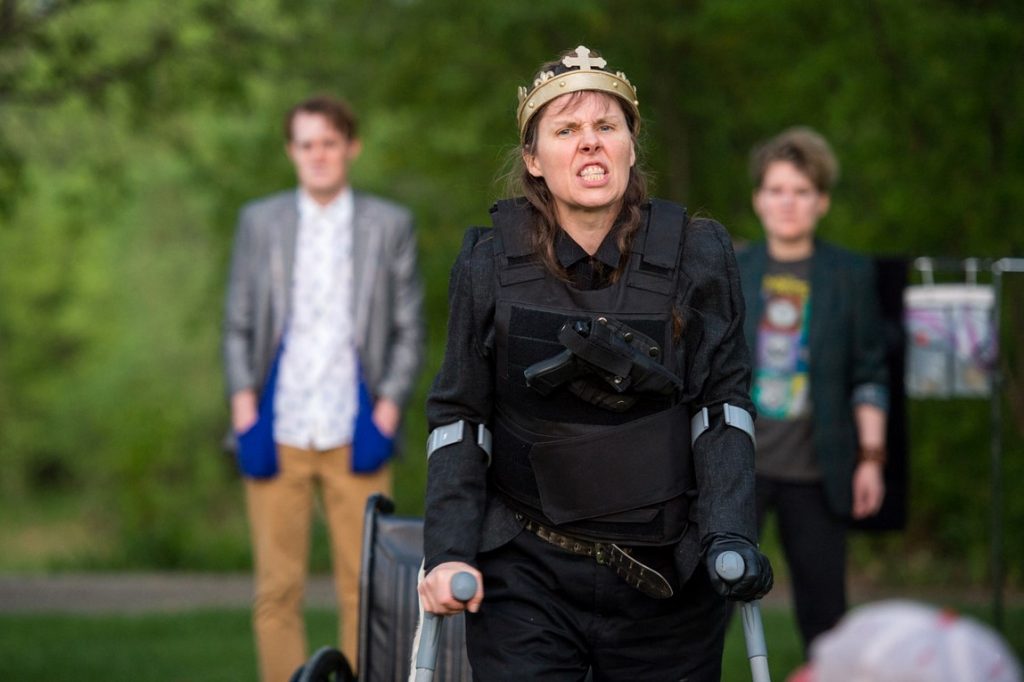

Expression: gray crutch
xmin=715 ymin=550 xmax=772 ymax=682
xmin=414 ymin=571 xmax=477 ymax=682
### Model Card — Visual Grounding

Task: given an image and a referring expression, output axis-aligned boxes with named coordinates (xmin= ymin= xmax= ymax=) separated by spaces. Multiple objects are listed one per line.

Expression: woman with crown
xmin=417 ymin=46 xmax=772 ymax=680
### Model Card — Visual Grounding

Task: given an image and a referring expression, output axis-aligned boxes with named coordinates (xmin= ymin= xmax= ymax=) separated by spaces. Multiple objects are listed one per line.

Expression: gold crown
xmin=516 ymin=45 xmax=639 ymax=141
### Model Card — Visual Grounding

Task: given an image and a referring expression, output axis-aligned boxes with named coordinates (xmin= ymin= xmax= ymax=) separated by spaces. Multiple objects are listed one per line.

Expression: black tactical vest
xmin=489 ymin=198 xmax=695 ymax=545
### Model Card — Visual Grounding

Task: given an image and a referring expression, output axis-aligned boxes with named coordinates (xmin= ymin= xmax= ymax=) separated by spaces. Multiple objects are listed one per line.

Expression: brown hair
xmin=749 ymin=126 xmax=839 ymax=193
xmin=509 ymin=52 xmax=648 ymax=282
xmin=284 ymin=95 xmax=358 ymax=142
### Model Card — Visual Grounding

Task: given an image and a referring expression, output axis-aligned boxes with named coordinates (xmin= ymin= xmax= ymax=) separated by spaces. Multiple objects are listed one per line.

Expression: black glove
xmin=703 ymin=532 xmax=773 ymax=601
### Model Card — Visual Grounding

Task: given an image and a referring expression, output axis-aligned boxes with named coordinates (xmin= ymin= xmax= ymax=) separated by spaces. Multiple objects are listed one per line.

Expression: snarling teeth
xmin=580 ymin=166 xmax=606 ymax=180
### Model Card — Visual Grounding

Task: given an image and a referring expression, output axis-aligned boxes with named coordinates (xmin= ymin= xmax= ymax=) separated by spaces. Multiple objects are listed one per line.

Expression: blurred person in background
xmin=787 ymin=600 xmax=1022 ymax=682
xmin=417 ymin=46 xmax=772 ymax=680
xmin=223 ymin=95 xmax=424 ymax=681
xmin=736 ymin=127 xmax=888 ymax=655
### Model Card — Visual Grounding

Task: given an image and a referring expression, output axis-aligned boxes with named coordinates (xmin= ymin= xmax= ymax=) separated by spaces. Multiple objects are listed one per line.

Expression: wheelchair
xmin=290 ymin=493 xmax=472 ymax=682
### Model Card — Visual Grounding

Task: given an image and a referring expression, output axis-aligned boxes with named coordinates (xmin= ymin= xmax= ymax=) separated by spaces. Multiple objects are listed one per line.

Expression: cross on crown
xmin=562 ymin=45 xmax=607 ymax=71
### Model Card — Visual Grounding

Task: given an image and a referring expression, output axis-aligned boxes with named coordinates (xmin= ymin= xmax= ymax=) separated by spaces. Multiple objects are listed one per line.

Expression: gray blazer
xmin=223 ymin=189 xmax=425 ymax=409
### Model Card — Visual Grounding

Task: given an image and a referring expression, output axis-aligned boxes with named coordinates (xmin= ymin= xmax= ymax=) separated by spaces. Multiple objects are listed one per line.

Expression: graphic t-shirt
xmin=753 ymin=257 xmax=819 ymax=480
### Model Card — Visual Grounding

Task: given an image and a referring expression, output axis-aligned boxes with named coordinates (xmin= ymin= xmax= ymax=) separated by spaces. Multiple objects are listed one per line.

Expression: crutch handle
xmin=414 ymin=571 xmax=478 ymax=682
xmin=715 ymin=550 xmax=772 ymax=682
xmin=714 ymin=549 xmax=746 ymax=582
xmin=450 ymin=571 xmax=477 ymax=602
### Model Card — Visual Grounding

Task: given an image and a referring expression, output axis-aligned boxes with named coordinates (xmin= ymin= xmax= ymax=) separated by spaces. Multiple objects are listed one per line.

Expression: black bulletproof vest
xmin=489 ymin=198 xmax=695 ymax=545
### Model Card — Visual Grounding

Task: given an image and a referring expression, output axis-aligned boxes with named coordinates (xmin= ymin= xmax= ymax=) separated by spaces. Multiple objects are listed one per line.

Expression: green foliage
xmin=0 ymin=0 xmax=1021 ymax=584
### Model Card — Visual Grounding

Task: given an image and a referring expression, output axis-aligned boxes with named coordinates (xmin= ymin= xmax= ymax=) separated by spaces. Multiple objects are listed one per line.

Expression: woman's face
xmin=524 ymin=91 xmax=636 ymax=225
xmin=753 ymin=161 xmax=830 ymax=247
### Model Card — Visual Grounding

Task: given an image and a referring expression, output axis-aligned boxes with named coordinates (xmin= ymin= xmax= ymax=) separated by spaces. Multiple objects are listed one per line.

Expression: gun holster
xmin=523 ymin=316 xmax=684 ymax=411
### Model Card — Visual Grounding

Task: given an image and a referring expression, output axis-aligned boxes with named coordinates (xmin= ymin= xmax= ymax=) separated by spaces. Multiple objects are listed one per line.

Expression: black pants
xmin=756 ymin=476 xmax=848 ymax=653
xmin=466 ymin=530 xmax=727 ymax=682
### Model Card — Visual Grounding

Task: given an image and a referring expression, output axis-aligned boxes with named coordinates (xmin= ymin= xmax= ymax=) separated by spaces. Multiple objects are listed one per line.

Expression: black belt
xmin=520 ymin=516 xmax=674 ymax=599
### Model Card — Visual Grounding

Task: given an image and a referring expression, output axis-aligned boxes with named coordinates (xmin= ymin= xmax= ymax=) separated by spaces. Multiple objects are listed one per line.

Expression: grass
xmin=723 ymin=607 xmax=804 ymax=680
xmin=0 ymin=609 xmax=332 ymax=681
xmin=0 ymin=607 xmax=791 ymax=681
xmin=0 ymin=605 xmax=1019 ymax=681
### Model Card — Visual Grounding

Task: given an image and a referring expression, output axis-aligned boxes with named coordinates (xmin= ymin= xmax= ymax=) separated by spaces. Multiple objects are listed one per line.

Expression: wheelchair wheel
xmin=289 ymin=646 xmax=355 ymax=682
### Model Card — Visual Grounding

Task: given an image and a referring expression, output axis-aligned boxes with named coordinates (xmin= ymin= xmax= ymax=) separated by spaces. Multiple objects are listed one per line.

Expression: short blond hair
xmin=749 ymin=126 xmax=839 ymax=193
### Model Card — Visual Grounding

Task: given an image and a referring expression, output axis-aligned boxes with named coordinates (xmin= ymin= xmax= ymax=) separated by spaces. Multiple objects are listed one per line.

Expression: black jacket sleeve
xmin=849 ymin=254 xmax=890 ymax=407
xmin=422 ymin=228 xmax=496 ymax=571
xmin=678 ymin=219 xmax=758 ymax=545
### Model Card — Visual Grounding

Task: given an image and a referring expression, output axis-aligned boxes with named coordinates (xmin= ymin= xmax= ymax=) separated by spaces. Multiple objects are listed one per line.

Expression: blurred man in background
xmin=223 ymin=95 xmax=424 ymax=681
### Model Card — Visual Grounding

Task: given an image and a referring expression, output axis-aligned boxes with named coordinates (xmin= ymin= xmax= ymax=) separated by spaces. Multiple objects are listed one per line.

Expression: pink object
xmin=804 ymin=600 xmax=1021 ymax=682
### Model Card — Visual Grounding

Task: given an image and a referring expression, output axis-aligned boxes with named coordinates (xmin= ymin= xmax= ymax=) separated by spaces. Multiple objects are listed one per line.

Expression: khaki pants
xmin=245 ymin=443 xmax=391 ymax=682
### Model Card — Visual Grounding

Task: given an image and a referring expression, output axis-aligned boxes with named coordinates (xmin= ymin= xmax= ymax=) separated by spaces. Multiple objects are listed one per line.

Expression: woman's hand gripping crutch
xmin=715 ymin=550 xmax=772 ymax=682
xmin=412 ymin=563 xmax=481 ymax=682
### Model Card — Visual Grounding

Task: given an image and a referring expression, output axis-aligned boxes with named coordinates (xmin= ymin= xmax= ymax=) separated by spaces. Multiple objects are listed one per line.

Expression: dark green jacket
xmin=736 ymin=239 xmax=888 ymax=516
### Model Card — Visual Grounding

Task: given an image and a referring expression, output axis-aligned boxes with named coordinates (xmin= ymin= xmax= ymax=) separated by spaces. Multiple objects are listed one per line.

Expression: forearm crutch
xmin=413 ymin=571 xmax=477 ymax=682
xmin=715 ymin=550 xmax=771 ymax=682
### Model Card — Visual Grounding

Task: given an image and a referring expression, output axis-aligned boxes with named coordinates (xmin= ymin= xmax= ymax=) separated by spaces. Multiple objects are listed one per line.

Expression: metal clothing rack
xmin=910 ymin=256 xmax=1024 ymax=631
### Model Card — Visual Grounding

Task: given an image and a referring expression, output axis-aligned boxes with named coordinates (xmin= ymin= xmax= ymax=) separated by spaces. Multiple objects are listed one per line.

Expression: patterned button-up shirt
xmin=274 ymin=188 xmax=358 ymax=450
